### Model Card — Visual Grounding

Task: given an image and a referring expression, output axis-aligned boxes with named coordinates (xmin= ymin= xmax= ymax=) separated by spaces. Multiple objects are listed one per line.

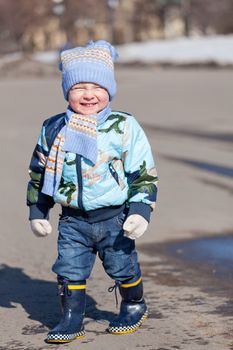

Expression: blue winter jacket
xmin=27 ymin=111 xmax=158 ymax=222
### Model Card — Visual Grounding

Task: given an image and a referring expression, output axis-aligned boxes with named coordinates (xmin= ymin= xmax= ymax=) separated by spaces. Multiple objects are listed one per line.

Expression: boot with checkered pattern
xmin=107 ymin=277 xmax=148 ymax=334
xmin=46 ymin=280 xmax=86 ymax=343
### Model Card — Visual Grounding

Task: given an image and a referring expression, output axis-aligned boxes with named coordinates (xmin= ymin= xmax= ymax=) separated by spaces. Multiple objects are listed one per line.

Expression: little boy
xmin=27 ymin=40 xmax=158 ymax=343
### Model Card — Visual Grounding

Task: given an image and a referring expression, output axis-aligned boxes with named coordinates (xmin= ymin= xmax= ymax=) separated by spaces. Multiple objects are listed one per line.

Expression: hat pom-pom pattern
xmin=87 ymin=40 xmax=118 ymax=62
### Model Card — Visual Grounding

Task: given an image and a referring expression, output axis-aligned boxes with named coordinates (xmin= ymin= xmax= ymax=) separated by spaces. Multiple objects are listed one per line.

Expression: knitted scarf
xmin=41 ymin=105 xmax=111 ymax=197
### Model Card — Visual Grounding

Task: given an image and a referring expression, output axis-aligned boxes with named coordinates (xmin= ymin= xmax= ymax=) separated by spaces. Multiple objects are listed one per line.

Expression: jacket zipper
xmin=108 ymin=162 xmax=120 ymax=185
xmin=76 ymin=155 xmax=84 ymax=211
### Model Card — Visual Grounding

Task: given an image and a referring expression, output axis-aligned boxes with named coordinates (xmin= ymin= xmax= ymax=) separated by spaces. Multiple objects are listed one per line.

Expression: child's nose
xmin=83 ymin=90 xmax=94 ymax=99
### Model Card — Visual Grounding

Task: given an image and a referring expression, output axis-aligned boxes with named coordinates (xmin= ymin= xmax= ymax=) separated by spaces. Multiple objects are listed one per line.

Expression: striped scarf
xmin=41 ymin=105 xmax=111 ymax=197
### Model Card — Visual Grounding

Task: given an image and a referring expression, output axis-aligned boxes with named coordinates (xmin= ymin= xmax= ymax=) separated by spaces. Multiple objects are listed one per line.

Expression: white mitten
xmin=30 ymin=219 xmax=52 ymax=237
xmin=123 ymin=214 xmax=148 ymax=240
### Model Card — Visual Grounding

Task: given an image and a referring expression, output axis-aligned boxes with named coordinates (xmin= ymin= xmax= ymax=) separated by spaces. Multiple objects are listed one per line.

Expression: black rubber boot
xmin=107 ymin=277 xmax=148 ymax=334
xmin=46 ymin=280 xmax=86 ymax=343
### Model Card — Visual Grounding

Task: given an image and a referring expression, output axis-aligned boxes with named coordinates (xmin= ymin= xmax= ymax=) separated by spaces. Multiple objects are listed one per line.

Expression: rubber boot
xmin=46 ymin=280 xmax=86 ymax=343
xmin=107 ymin=277 xmax=148 ymax=334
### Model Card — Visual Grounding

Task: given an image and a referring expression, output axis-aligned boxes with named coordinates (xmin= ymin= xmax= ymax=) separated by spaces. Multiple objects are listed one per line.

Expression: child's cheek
xmin=68 ymin=95 xmax=79 ymax=107
xmin=68 ymin=94 xmax=75 ymax=104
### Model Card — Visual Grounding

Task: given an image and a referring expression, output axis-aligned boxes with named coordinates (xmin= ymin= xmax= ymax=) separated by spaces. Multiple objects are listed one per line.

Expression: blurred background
xmin=0 ymin=0 xmax=233 ymax=70
xmin=1 ymin=1 xmax=233 ymax=348
xmin=0 ymin=0 xmax=233 ymax=68
xmin=1 ymin=0 xmax=233 ymax=51
xmin=0 ymin=0 xmax=233 ymax=72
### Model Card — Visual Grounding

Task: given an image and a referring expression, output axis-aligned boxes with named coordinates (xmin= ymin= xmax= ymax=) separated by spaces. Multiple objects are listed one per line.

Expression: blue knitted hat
xmin=59 ymin=40 xmax=118 ymax=101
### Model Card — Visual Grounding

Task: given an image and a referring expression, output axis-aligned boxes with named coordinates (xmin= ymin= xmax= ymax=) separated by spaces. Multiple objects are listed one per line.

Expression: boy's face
xmin=68 ymin=83 xmax=109 ymax=115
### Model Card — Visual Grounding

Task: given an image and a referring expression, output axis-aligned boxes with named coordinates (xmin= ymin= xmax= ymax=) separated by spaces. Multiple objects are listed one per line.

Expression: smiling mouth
xmin=81 ymin=103 xmax=97 ymax=107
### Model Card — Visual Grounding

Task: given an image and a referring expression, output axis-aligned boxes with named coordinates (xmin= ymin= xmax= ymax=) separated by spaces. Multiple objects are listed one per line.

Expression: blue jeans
xmin=52 ymin=210 xmax=141 ymax=283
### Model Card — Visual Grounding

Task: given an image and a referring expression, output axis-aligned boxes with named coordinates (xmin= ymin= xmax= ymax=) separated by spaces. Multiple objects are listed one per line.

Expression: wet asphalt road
xmin=0 ymin=67 xmax=233 ymax=349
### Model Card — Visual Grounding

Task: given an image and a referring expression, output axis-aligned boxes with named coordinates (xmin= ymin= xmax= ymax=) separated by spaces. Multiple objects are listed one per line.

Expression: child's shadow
xmin=0 ymin=264 xmax=116 ymax=334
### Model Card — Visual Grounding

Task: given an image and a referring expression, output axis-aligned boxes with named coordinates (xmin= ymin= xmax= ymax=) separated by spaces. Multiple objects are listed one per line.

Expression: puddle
xmin=140 ymin=233 xmax=233 ymax=296
xmin=163 ymin=234 xmax=233 ymax=278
